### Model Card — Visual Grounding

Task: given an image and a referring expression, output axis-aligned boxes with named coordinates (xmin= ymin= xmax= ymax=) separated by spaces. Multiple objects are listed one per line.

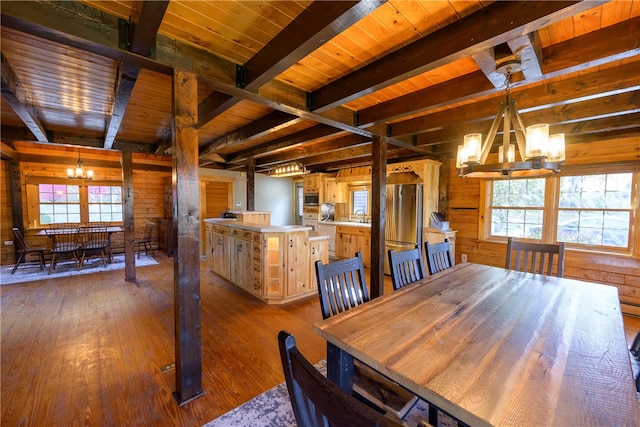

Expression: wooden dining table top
xmin=37 ymin=226 xmax=123 ymax=236
xmin=313 ymin=262 xmax=640 ymax=427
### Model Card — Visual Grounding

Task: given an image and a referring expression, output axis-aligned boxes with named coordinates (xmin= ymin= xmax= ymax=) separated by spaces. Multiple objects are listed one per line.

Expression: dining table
xmin=313 ymin=262 xmax=640 ymax=427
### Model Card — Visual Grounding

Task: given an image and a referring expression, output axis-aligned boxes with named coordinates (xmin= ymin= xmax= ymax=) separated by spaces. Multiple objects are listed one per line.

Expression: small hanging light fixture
xmin=67 ymin=154 xmax=93 ymax=180
xmin=268 ymin=161 xmax=308 ymax=178
xmin=456 ymin=65 xmax=565 ymax=179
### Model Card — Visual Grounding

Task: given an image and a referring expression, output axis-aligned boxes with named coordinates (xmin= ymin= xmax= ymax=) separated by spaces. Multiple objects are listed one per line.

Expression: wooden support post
xmin=370 ymin=135 xmax=387 ymax=299
xmin=246 ymin=158 xmax=255 ymax=211
xmin=121 ymin=148 xmax=136 ymax=282
xmin=172 ymin=69 xmax=204 ymax=405
xmin=8 ymin=160 xmax=23 ymax=230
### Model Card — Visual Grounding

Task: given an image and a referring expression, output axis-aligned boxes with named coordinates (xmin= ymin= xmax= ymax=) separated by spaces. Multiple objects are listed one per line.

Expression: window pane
xmin=86 ymin=185 xmax=123 ymax=224
xmin=490 ymin=178 xmax=544 ymax=238
xmin=558 ymin=173 xmax=631 ymax=248
xmin=352 ymin=190 xmax=368 ymax=214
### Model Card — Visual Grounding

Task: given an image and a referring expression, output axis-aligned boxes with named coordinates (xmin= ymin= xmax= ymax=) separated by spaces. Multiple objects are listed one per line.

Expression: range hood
xmin=387 ymin=171 xmax=422 ymax=185
xmin=335 ymin=166 xmax=372 ymax=183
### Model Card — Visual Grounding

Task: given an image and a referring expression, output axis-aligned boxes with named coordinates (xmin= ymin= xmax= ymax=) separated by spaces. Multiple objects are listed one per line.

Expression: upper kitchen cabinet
xmin=324 ymin=177 xmax=346 ymax=204
xmin=303 ymin=174 xmax=322 ymax=194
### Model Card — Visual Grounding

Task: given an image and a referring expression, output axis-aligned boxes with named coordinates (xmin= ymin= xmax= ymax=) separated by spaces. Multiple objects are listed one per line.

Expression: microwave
xmin=304 ymin=193 xmax=319 ymax=206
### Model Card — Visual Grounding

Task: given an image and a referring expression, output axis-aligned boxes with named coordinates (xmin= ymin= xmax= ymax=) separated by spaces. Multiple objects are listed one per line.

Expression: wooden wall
xmin=448 ymin=136 xmax=640 ymax=312
xmin=0 ymin=151 xmax=171 ymax=266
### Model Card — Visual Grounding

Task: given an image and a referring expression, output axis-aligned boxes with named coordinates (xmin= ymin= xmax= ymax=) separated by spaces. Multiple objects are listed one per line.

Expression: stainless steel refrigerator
xmin=384 ymin=183 xmax=423 ymax=274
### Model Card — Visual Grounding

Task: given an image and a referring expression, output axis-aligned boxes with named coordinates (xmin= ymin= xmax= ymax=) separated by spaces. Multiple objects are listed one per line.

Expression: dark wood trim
xmin=121 ymin=148 xmax=136 ymax=282
xmin=246 ymin=159 xmax=255 ymax=211
xmin=172 ymin=69 xmax=203 ymax=405
xmin=1 ymin=53 xmax=48 ymax=142
xmin=370 ymin=135 xmax=386 ymax=299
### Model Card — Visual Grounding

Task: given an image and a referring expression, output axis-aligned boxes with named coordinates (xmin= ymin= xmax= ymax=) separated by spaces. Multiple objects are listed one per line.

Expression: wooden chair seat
xmin=11 ymin=227 xmax=46 ymax=274
xmin=278 ymin=330 xmax=403 ymax=427
xmin=46 ymin=227 xmax=82 ymax=274
xmin=80 ymin=226 xmax=111 ymax=267
xmin=505 ymin=237 xmax=565 ymax=277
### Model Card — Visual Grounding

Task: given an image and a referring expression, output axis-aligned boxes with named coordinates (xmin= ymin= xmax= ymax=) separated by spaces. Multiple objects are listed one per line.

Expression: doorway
xmin=294 ymin=182 xmax=303 ymax=225
xmin=200 ymin=178 xmax=233 ymax=254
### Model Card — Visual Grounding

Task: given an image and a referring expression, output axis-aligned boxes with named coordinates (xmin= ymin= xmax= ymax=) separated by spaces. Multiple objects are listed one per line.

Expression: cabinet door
xmin=262 ymin=234 xmax=284 ymax=298
xmin=309 ymin=239 xmax=328 ymax=290
xmin=230 ymin=238 xmax=253 ymax=290
xmin=336 ymin=232 xmax=351 ymax=259
xmin=212 ymin=232 xmax=230 ymax=278
xmin=286 ymin=232 xmax=310 ymax=296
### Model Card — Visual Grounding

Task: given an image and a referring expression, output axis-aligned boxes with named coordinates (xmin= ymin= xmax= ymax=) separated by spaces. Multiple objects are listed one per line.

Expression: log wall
xmin=448 ymin=136 xmax=640 ymax=312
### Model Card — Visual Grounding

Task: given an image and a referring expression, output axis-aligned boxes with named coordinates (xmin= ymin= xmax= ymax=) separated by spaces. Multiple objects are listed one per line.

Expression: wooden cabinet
xmin=304 ymin=174 xmax=321 ymax=193
xmin=336 ymin=225 xmax=369 ymax=266
xmin=423 ymin=228 xmax=457 ymax=261
xmin=324 ymin=177 xmax=345 ymax=204
xmin=205 ymin=220 xmax=320 ymax=304
xmin=286 ymin=232 xmax=310 ymax=296
xmin=309 ymin=237 xmax=329 ymax=289
xmin=316 ymin=223 xmax=336 ymax=258
xmin=235 ymin=211 xmax=270 ymax=225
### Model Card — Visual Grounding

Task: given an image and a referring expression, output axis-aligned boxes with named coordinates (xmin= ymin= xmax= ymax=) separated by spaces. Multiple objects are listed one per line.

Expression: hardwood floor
xmin=1 ymin=253 xmax=326 ymax=426
xmin=2 ymin=253 xmax=639 ymax=426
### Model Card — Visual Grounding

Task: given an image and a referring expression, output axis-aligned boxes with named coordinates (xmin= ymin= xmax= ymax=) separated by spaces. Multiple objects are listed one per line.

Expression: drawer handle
xmin=312 ymin=247 xmax=316 ymax=255
xmin=290 ymin=239 xmax=293 ymax=248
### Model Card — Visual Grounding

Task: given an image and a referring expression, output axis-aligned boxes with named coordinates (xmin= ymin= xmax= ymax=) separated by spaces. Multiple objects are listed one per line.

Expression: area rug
xmin=0 ymin=253 xmax=158 ymax=285
xmin=204 ymin=359 xmax=433 ymax=427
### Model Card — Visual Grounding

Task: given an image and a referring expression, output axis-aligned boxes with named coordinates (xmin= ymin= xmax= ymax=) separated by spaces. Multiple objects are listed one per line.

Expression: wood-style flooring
xmin=2 ymin=252 xmax=639 ymax=426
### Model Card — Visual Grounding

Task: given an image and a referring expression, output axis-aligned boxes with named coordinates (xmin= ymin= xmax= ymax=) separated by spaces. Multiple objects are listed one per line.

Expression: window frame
xmin=25 ymin=176 xmax=124 ymax=228
xmin=480 ymin=164 xmax=639 ymax=256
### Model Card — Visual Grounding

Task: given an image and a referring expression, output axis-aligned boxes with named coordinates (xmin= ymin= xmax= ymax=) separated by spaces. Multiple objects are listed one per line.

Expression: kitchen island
xmin=204 ymin=218 xmax=328 ymax=305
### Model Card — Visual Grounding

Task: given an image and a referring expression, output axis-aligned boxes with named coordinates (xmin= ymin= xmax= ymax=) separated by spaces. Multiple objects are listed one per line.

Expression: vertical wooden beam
xmin=172 ymin=69 xmax=204 ymax=405
xmin=9 ymin=160 xmax=23 ymax=230
xmin=370 ymin=135 xmax=387 ymax=298
xmin=121 ymin=148 xmax=136 ymax=282
xmin=246 ymin=158 xmax=255 ymax=211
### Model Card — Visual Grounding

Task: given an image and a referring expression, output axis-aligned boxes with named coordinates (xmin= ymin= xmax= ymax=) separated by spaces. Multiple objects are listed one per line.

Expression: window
xmin=27 ymin=178 xmax=123 ymax=227
xmin=88 ymin=185 xmax=123 ymax=222
xmin=39 ymin=184 xmax=81 ymax=224
xmin=485 ymin=171 xmax=636 ymax=252
xmin=491 ymin=179 xmax=545 ymax=239
xmin=352 ymin=189 xmax=369 ymax=215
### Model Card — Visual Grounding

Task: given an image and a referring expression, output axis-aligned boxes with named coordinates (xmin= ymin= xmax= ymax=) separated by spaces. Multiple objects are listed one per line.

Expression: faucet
xmin=354 ymin=209 xmax=366 ymax=223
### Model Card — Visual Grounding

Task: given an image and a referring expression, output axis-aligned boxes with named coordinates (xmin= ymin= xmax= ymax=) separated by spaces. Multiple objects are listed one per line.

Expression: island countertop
xmin=205 ymin=217 xmax=313 ymax=233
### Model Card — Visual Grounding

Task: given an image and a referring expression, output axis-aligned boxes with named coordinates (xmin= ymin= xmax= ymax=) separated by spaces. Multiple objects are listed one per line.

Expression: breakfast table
xmin=314 ymin=262 xmax=640 ymax=426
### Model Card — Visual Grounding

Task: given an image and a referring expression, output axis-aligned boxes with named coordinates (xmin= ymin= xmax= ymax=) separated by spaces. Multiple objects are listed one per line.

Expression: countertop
xmin=316 ymin=220 xmax=371 ymax=228
xmin=205 ymin=218 xmax=312 ymax=233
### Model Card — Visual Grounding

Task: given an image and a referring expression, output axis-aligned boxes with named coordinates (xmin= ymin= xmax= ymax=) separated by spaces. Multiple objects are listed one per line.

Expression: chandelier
xmin=268 ymin=161 xmax=308 ymax=178
xmin=456 ymin=67 xmax=565 ymax=178
xmin=67 ymin=155 xmax=93 ymax=179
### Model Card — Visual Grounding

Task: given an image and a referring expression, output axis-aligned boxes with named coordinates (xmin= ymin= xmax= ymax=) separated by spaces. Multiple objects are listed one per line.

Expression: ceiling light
xmin=268 ymin=161 xmax=308 ymax=178
xmin=67 ymin=155 xmax=93 ymax=180
xmin=456 ymin=66 xmax=565 ymax=178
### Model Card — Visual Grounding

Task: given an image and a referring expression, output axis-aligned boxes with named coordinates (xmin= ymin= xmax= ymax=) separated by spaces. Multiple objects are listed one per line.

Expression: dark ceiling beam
xmin=302 ymin=148 xmax=424 ymax=173
xmin=0 ymin=141 xmax=19 ymax=161
xmin=197 ymin=1 xmax=383 ymax=128
xmin=200 ymin=112 xmax=302 ymax=157
xmin=309 ymin=1 xmax=602 ymax=112
xmin=413 ymin=91 xmax=640 ymax=150
xmin=390 ymin=62 xmax=640 ymax=138
xmin=0 ymin=52 xmax=48 ymax=142
xmin=103 ymin=1 xmax=169 ymax=149
xmin=255 ymin=133 xmax=371 ymax=167
xmin=357 ymin=16 xmax=640 ymax=130
xmin=0 ymin=1 xmax=369 ymax=144
xmin=227 ymin=124 xmax=343 ymax=162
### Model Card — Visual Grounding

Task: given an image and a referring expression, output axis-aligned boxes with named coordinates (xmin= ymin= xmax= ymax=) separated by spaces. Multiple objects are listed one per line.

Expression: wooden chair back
xmin=278 ymin=330 xmax=403 ymax=427
xmin=12 ymin=227 xmax=29 ymax=252
xmin=47 ymin=227 xmax=81 ymax=252
xmin=388 ymin=245 xmax=425 ymax=290
xmin=141 ymin=222 xmax=155 ymax=241
xmin=81 ymin=226 xmax=111 ymax=267
xmin=425 ymin=240 xmax=454 ymax=275
xmin=315 ymin=252 xmax=369 ymax=320
xmin=505 ymin=237 xmax=565 ymax=277
xmin=11 ymin=227 xmax=46 ymax=274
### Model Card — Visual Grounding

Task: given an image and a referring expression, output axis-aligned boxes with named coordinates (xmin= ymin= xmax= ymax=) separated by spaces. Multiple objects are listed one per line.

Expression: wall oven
xmin=304 ymin=193 xmax=319 ymax=206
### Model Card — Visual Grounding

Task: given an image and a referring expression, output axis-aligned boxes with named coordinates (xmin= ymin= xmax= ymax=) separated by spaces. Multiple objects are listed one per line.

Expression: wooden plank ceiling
xmin=1 ymin=0 xmax=639 ymax=174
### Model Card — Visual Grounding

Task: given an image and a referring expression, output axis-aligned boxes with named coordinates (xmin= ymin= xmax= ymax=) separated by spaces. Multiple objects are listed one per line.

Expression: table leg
xmin=326 ymin=342 xmax=354 ymax=394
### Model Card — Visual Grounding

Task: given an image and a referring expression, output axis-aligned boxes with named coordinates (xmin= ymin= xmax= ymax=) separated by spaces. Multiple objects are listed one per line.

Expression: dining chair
xmin=46 ymin=227 xmax=82 ymax=274
xmin=505 ymin=237 xmax=565 ymax=277
xmin=425 ymin=239 xmax=454 ymax=275
xmin=315 ymin=252 xmax=369 ymax=319
xmin=80 ymin=226 xmax=111 ymax=268
xmin=133 ymin=222 xmax=156 ymax=259
xmin=314 ymin=253 xmax=418 ymax=420
xmin=11 ymin=227 xmax=46 ymax=274
xmin=388 ymin=245 xmax=426 ymax=290
xmin=278 ymin=330 xmax=404 ymax=427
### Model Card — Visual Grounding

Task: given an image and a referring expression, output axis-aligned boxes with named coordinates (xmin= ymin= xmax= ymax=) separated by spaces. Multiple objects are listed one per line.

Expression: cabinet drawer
xmin=211 ymin=225 xmax=229 ymax=235
xmin=336 ymin=226 xmax=366 ymax=237
xmin=230 ymin=229 xmax=253 ymax=241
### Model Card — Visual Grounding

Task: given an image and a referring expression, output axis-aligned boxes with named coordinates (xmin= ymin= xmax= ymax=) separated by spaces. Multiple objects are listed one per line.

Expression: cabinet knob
xmin=290 ymin=239 xmax=293 ymax=248
xmin=312 ymin=247 xmax=316 ymax=255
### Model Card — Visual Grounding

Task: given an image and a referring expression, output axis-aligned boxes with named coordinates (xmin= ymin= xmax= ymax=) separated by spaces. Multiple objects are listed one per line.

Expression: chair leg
xmin=11 ymin=253 xmax=25 ymax=275
xmin=38 ymin=251 xmax=45 ymax=271
xmin=49 ymin=254 xmax=56 ymax=275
